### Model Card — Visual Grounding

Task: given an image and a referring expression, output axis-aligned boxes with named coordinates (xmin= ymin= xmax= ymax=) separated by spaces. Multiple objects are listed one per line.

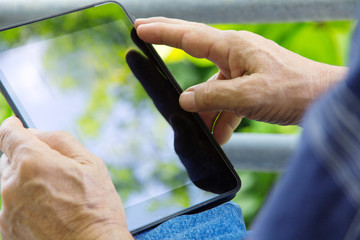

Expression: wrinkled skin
xmin=135 ymin=17 xmax=347 ymax=145
xmin=0 ymin=117 xmax=133 ymax=240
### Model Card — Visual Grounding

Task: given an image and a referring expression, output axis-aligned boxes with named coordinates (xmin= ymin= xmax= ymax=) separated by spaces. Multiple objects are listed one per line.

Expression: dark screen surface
xmin=0 ymin=1 xmax=240 ymax=233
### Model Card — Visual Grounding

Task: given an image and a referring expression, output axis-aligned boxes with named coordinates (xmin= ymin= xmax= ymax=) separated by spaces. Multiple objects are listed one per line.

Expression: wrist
xmin=78 ymin=229 xmax=134 ymax=240
xmin=102 ymin=229 xmax=134 ymax=240
xmin=314 ymin=63 xmax=348 ymax=95
xmin=324 ymin=64 xmax=348 ymax=86
xmin=288 ymin=61 xmax=348 ymax=126
xmin=72 ymin=221 xmax=134 ymax=240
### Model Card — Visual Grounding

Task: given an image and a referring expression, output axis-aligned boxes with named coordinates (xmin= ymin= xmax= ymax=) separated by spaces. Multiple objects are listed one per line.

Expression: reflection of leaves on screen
xmin=143 ymin=162 xmax=191 ymax=212
xmin=108 ymin=165 xmax=142 ymax=202
xmin=147 ymin=186 xmax=191 ymax=212
xmin=153 ymin=162 xmax=188 ymax=188
xmin=37 ymin=8 xmax=149 ymax=138
xmin=3 ymin=3 xmax=146 ymax=139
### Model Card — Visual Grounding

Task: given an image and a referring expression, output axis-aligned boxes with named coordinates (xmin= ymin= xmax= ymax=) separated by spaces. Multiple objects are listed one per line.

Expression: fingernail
xmin=180 ymin=90 xmax=196 ymax=111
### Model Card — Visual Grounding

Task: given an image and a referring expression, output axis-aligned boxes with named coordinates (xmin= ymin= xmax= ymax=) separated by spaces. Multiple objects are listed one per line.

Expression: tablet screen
xmin=0 ymin=2 xmax=240 ymax=233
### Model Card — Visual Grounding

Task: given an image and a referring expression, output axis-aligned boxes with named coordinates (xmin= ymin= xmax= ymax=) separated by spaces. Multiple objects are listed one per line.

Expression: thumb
xmin=179 ymin=77 xmax=251 ymax=113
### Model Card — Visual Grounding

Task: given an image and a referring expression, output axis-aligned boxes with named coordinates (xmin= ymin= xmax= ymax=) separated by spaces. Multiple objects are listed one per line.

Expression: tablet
xmin=0 ymin=1 xmax=241 ymax=234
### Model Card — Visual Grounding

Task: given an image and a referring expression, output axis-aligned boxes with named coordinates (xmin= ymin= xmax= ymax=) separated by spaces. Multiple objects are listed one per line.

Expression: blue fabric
xmin=134 ymin=202 xmax=248 ymax=240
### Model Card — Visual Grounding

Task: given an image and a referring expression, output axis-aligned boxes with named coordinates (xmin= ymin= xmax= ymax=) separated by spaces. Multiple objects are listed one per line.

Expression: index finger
xmin=0 ymin=117 xmax=50 ymax=163
xmin=135 ymin=17 xmax=234 ymax=74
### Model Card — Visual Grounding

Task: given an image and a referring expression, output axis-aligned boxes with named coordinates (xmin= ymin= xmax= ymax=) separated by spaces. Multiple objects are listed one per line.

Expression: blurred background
xmin=0 ymin=0 xmax=357 ymax=230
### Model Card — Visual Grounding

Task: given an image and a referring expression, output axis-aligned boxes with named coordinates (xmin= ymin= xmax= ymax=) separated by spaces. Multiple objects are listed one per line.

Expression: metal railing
xmin=223 ymin=133 xmax=299 ymax=172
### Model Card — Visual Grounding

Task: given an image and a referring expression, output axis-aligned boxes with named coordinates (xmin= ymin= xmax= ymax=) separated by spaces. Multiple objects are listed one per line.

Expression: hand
xmin=0 ymin=117 xmax=133 ymax=240
xmin=135 ymin=17 xmax=347 ymax=144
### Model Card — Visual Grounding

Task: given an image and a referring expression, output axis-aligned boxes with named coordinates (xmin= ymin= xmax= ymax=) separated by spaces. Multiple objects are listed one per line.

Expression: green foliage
xmin=0 ymin=95 xmax=13 ymax=122
xmin=234 ymin=171 xmax=278 ymax=226
xmin=237 ymin=118 xmax=299 ymax=134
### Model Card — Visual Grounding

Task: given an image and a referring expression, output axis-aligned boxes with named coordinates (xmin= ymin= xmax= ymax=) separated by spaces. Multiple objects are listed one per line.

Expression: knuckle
xmin=16 ymin=143 xmax=36 ymax=159
xmin=94 ymin=157 xmax=107 ymax=169
xmin=18 ymin=159 xmax=38 ymax=181
xmin=200 ymin=82 xmax=214 ymax=107
xmin=0 ymin=126 xmax=14 ymax=153
xmin=237 ymin=30 xmax=256 ymax=38
xmin=0 ymin=116 xmax=20 ymax=142
xmin=1 ymin=183 xmax=14 ymax=206
xmin=0 ymin=124 xmax=10 ymax=144
xmin=79 ymin=155 xmax=102 ymax=166
xmin=197 ymin=23 xmax=209 ymax=29
xmin=15 ymin=147 xmax=42 ymax=180
xmin=235 ymin=30 xmax=249 ymax=39
xmin=224 ymin=30 xmax=239 ymax=39
xmin=52 ymin=131 xmax=74 ymax=141
xmin=234 ymin=30 xmax=261 ymax=48
xmin=223 ymin=30 xmax=240 ymax=46
xmin=46 ymin=131 xmax=76 ymax=145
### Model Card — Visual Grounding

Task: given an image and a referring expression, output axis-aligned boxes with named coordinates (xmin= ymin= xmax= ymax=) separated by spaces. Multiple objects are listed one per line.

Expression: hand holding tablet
xmin=0 ymin=117 xmax=134 ymax=240
xmin=0 ymin=1 xmax=240 ymax=234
